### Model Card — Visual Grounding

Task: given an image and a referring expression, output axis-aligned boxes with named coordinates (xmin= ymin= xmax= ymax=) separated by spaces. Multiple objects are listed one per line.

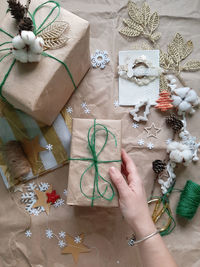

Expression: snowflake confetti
xmin=116 ymin=260 xmax=120 ymax=264
xmin=166 ymin=138 xmax=172 ymax=145
xmin=46 ymin=144 xmax=53 ymax=151
xmin=81 ymin=102 xmax=87 ymax=108
xmin=54 ymin=198 xmax=65 ymax=208
xmin=91 ymin=50 xmax=110 ymax=69
xmin=66 ymin=106 xmax=73 ymax=113
xmin=38 ymin=182 xmax=50 ymax=192
xmin=84 ymin=107 xmax=90 ymax=114
xmin=46 ymin=229 xmax=53 ymax=239
xmin=58 ymin=240 xmax=67 ymax=248
xmin=59 ymin=231 xmax=66 ymax=239
xmin=147 ymin=142 xmax=154 ymax=150
xmin=25 ymin=230 xmax=32 ymax=238
xmin=138 ymin=139 xmax=144 ymax=146
xmin=114 ymin=100 xmax=119 ymax=108
xmin=63 ymin=189 xmax=68 ymax=196
xmin=132 ymin=123 xmax=139 ymax=129
xmin=74 ymin=236 xmax=82 ymax=244
xmin=26 ymin=182 xmax=37 ymax=191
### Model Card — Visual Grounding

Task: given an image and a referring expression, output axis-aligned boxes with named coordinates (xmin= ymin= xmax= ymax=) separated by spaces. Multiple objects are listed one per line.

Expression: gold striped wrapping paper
xmin=0 ymin=103 xmax=72 ymax=189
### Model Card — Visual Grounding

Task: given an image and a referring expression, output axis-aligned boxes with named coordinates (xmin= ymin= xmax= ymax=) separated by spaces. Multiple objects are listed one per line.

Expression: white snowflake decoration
xmin=138 ymin=139 xmax=144 ymax=146
xmin=74 ymin=236 xmax=82 ymax=244
xmin=59 ymin=231 xmax=66 ymax=239
xmin=114 ymin=100 xmax=119 ymax=108
xmin=147 ymin=142 xmax=154 ymax=150
xmin=63 ymin=189 xmax=68 ymax=196
xmin=81 ymin=102 xmax=87 ymax=108
xmin=26 ymin=182 xmax=37 ymax=191
xmin=84 ymin=107 xmax=91 ymax=114
xmin=54 ymin=198 xmax=65 ymax=208
xmin=46 ymin=229 xmax=53 ymax=239
xmin=25 ymin=230 xmax=32 ymax=238
xmin=58 ymin=240 xmax=66 ymax=248
xmin=66 ymin=106 xmax=73 ymax=113
xmin=38 ymin=182 xmax=50 ymax=192
xmin=132 ymin=123 xmax=139 ymax=129
xmin=46 ymin=144 xmax=53 ymax=151
xmin=91 ymin=50 xmax=110 ymax=69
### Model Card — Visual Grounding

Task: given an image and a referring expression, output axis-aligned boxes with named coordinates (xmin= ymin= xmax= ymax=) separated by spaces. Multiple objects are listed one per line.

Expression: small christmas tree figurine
xmin=155 ymin=90 xmax=173 ymax=112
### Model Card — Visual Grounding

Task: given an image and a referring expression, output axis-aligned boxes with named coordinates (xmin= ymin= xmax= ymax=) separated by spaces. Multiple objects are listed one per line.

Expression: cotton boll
xmin=21 ymin=31 xmax=36 ymax=45
xmin=193 ymin=156 xmax=199 ymax=162
xmin=178 ymin=100 xmax=191 ymax=112
xmin=170 ymin=150 xmax=183 ymax=163
xmin=12 ymin=49 xmax=28 ymax=63
xmin=167 ymin=141 xmax=179 ymax=152
xmin=185 ymin=89 xmax=198 ymax=103
xmin=182 ymin=150 xmax=193 ymax=162
xmin=30 ymin=37 xmax=44 ymax=54
xmin=174 ymin=87 xmax=190 ymax=98
xmin=12 ymin=35 xmax=25 ymax=49
xmin=178 ymin=143 xmax=189 ymax=152
xmin=28 ymin=52 xmax=41 ymax=62
xmin=172 ymin=95 xmax=182 ymax=107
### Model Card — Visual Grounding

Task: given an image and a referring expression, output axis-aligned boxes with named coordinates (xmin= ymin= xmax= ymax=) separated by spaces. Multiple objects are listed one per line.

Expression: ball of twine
xmin=176 ymin=180 xmax=200 ymax=220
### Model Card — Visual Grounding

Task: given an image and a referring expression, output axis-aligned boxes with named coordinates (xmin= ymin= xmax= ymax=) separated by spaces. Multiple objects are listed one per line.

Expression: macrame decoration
xmin=119 ymin=1 xmax=161 ymax=44
xmin=130 ymin=100 xmax=151 ymax=122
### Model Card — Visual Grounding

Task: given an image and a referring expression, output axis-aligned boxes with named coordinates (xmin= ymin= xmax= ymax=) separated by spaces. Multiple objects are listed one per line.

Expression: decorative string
xmin=176 ymin=180 xmax=200 ymax=220
xmin=69 ymin=119 xmax=121 ymax=206
xmin=0 ymin=28 xmax=14 ymax=38
xmin=0 ymin=48 xmax=11 ymax=52
xmin=0 ymin=41 xmax=12 ymax=47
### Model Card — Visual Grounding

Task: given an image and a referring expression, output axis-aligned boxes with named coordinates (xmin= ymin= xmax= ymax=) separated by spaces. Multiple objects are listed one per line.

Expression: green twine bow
xmin=0 ymin=0 xmax=76 ymax=103
xmin=69 ymin=119 xmax=121 ymax=206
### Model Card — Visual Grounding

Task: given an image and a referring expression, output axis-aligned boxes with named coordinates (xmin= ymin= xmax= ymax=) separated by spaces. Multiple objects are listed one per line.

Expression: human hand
xmin=109 ymin=149 xmax=156 ymax=236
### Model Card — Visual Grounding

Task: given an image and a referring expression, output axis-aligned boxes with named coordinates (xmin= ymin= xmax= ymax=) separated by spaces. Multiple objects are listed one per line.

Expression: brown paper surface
xmin=0 ymin=0 xmax=200 ymax=266
xmin=67 ymin=118 xmax=121 ymax=207
xmin=0 ymin=0 xmax=90 ymax=125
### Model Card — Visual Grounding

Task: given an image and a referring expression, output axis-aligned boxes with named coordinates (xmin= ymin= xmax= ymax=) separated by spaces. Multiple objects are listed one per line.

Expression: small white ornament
xmin=130 ymin=100 xmax=151 ymax=122
xmin=147 ymin=142 xmax=154 ymax=150
xmin=25 ymin=230 xmax=32 ymax=238
xmin=114 ymin=100 xmax=119 ymax=108
xmin=91 ymin=50 xmax=110 ymax=69
xmin=138 ymin=139 xmax=144 ymax=146
xmin=38 ymin=182 xmax=50 ymax=192
xmin=81 ymin=102 xmax=87 ymax=108
xmin=132 ymin=123 xmax=139 ymax=129
xmin=84 ymin=107 xmax=90 ymax=114
xmin=66 ymin=106 xmax=73 ymax=113
xmin=74 ymin=236 xmax=82 ymax=244
xmin=63 ymin=189 xmax=68 ymax=196
xmin=46 ymin=144 xmax=53 ymax=151
xmin=59 ymin=231 xmax=66 ymax=239
xmin=58 ymin=240 xmax=66 ymax=248
xmin=54 ymin=198 xmax=65 ymax=208
xmin=46 ymin=229 xmax=53 ymax=239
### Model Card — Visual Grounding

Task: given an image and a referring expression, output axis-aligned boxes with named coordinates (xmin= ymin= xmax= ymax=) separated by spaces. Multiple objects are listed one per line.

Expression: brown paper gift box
xmin=67 ymin=118 xmax=121 ymax=207
xmin=0 ymin=0 xmax=90 ymax=125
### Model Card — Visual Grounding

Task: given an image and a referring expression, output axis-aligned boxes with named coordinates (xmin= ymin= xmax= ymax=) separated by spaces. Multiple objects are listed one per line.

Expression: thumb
xmin=109 ymin=166 xmax=130 ymax=199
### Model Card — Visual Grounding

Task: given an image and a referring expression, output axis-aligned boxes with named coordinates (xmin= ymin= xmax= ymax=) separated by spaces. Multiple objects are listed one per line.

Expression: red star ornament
xmin=46 ymin=190 xmax=60 ymax=204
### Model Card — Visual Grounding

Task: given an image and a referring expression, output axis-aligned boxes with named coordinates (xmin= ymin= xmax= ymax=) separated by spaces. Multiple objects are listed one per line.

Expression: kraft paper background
xmin=0 ymin=0 xmax=200 ymax=266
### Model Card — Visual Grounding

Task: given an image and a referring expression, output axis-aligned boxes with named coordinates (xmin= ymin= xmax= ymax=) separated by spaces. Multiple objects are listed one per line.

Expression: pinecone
xmin=152 ymin=160 xmax=166 ymax=174
xmin=166 ymin=114 xmax=183 ymax=132
xmin=7 ymin=0 xmax=25 ymax=22
xmin=18 ymin=17 xmax=33 ymax=32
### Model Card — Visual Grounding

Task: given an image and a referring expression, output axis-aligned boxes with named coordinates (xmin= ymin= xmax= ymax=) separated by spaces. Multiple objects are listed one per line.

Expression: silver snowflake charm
xmin=81 ymin=102 xmax=87 ymax=108
xmin=58 ymin=240 xmax=66 ymax=248
xmin=132 ymin=123 xmax=139 ymax=129
xmin=59 ymin=231 xmax=66 ymax=239
xmin=38 ymin=182 xmax=50 ymax=192
xmin=63 ymin=189 xmax=68 ymax=196
xmin=138 ymin=139 xmax=144 ymax=146
xmin=114 ymin=100 xmax=119 ymax=108
xmin=46 ymin=229 xmax=53 ymax=239
xmin=25 ymin=230 xmax=32 ymax=238
xmin=84 ymin=107 xmax=90 ymax=114
xmin=66 ymin=106 xmax=73 ymax=113
xmin=26 ymin=182 xmax=37 ymax=191
xmin=147 ymin=142 xmax=154 ymax=150
xmin=54 ymin=198 xmax=65 ymax=208
xmin=74 ymin=236 xmax=82 ymax=244
xmin=46 ymin=144 xmax=53 ymax=151
xmin=91 ymin=50 xmax=110 ymax=69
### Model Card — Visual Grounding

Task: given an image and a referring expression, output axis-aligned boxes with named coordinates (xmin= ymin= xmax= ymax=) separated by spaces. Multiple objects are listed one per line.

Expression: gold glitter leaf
xmin=128 ymin=1 xmax=143 ymax=25
xmin=123 ymin=18 xmax=143 ymax=31
xmin=43 ymin=36 xmax=68 ymax=50
xmin=119 ymin=26 xmax=142 ymax=37
xmin=160 ymin=74 xmax=168 ymax=92
xmin=148 ymin=12 xmax=159 ymax=33
xmin=151 ymin=32 xmax=161 ymax=42
xmin=181 ymin=60 xmax=200 ymax=71
xmin=142 ymin=2 xmax=150 ymax=27
xmin=182 ymin=40 xmax=193 ymax=60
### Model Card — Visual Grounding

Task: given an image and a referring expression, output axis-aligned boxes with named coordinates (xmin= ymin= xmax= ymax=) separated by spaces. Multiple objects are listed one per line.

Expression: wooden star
xmin=21 ymin=136 xmax=46 ymax=167
xmin=144 ymin=123 xmax=161 ymax=138
xmin=61 ymin=233 xmax=90 ymax=263
xmin=130 ymin=100 xmax=151 ymax=122
xmin=32 ymin=185 xmax=53 ymax=215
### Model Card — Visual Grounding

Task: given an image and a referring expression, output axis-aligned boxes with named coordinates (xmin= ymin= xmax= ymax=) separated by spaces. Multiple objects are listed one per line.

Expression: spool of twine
xmin=2 ymin=141 xmax=31 ymax=179
xmin=176 ymin=180 xmax=200 ymax=220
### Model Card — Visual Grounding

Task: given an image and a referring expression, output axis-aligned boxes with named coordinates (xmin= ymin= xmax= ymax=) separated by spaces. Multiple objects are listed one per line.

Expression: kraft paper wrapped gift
xmin=0 ymin=0 xmax=90 ymax=125
xmin=67 ymin=118 xmax=122 ymax=207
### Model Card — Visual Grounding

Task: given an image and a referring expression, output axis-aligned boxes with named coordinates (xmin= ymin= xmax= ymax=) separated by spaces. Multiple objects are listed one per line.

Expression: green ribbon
xmin=69 ymin=119 xmax=121 ymax=207
xmin=0 ymin=0 xmax=76 ymax=103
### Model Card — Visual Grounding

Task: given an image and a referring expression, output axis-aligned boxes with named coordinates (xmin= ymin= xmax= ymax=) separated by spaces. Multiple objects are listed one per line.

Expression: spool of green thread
xmin=176 ymin=180 xmax=200 ymax=220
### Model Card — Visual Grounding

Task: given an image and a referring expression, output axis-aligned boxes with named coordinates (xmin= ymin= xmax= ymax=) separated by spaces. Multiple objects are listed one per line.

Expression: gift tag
xmin=118 ymin=50 xmax=160 ymax=106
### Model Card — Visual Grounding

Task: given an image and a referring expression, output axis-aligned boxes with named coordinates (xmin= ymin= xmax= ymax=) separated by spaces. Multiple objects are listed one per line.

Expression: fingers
xmin=109 ymin=166 xmax=130 ymax=199
xmin=121 ymin=149 xmax=140 ymax=184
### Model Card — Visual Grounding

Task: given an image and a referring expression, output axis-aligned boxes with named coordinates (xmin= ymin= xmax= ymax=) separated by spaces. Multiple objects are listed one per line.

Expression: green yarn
xmin=176 ymin=180 xmax=200 ymax=220
xmin=69 ymin=119 xmax=121 ymax=206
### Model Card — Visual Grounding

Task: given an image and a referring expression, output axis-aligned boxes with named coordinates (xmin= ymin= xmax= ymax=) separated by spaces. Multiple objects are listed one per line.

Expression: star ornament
xmin=62 ymin=233 xmax=90 ymax=263
xmin=21 ymin=136 xmax=46 ymax=167
xmin=144 ymin=123 xmax=161 ymax=138
xmin=33 ymin=185 xmax=53 ymax=215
